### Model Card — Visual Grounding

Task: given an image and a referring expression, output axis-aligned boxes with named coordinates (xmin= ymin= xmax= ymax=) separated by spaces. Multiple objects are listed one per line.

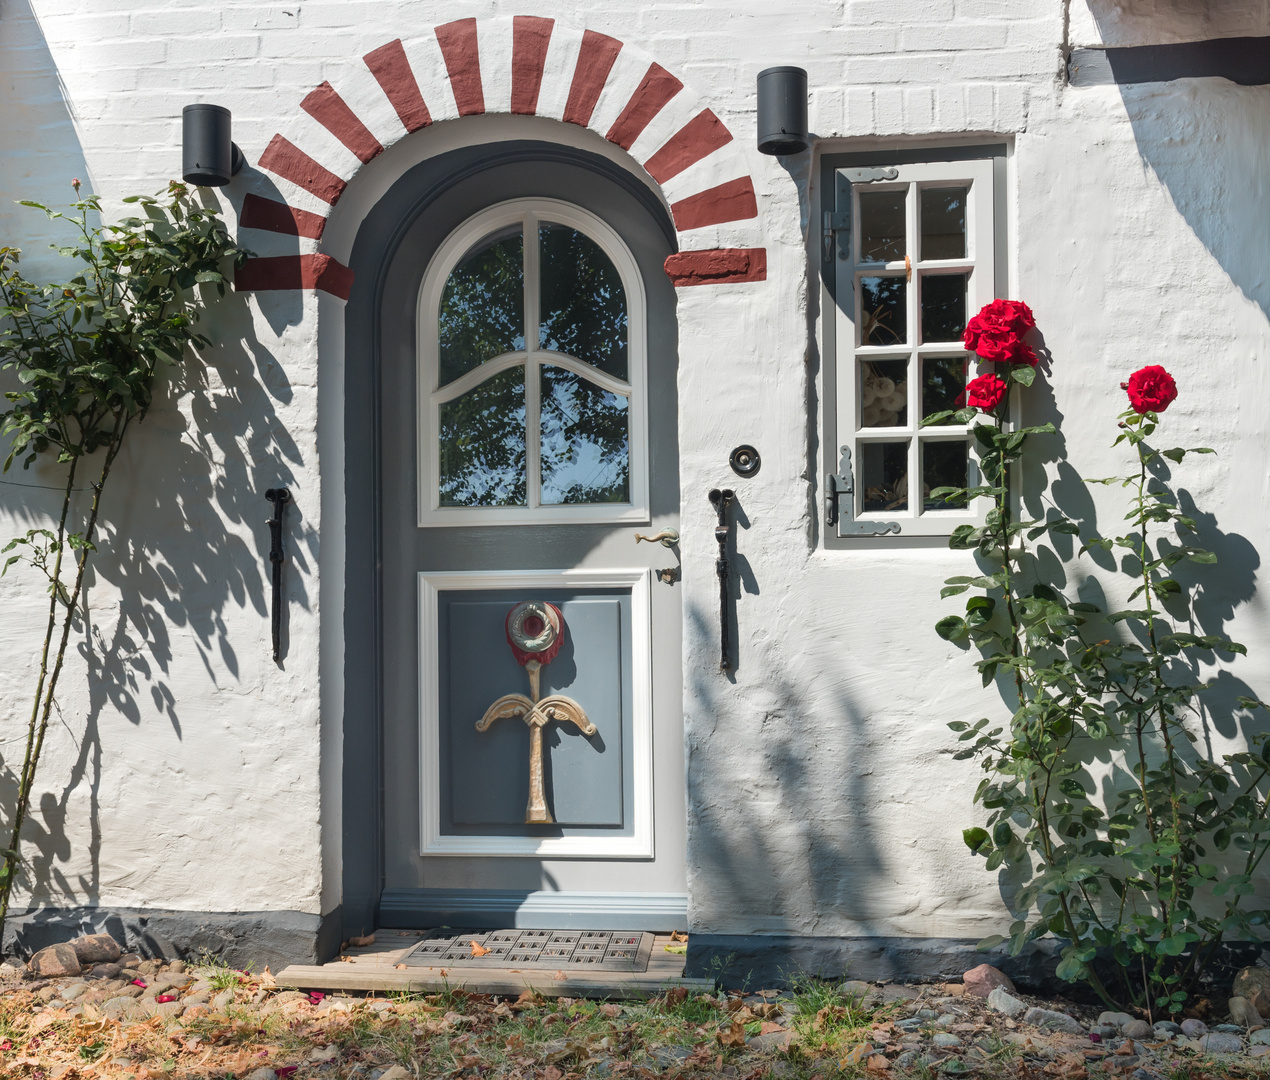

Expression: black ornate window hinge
xmin=265 ymin=488 xmax=290 ymax=662
xmin=826 ymin=447 xmax=901 ymax=537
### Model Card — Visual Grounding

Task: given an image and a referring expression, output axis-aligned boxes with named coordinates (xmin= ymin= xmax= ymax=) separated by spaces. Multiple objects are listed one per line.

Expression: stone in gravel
xmin=881 ymin=984 xmax=920 ymax=1002
xmin=894 ymin=1051 xmax=919 ymax=1070
xmin=746 ymin=1030 xmax=794 ymax=1052
xmin=181 ymin=1003 xmax=211 ymax=1020
xmin=1092 ymin=1024 xmax=1119 ymax=1039
xmin=102 ymin=996 xmax=143 ymax=1021
xmin=1152 ymin=1020 xmax=1181 ymax=1035
xmin=308 ymin=1045 xmax=339 ymax=1063
xmin=87 ymin=963 xmax=121 ymax=980
xmin=963 ymin=963 xmax=1014 ymax=998
xmin=1122 ymin=1019 xmax=1153 ymax=1039
xmin=841 ymin=980 xmax=871 ymax=1002
xmin=1250 ymin=1028 xmax=1270 ymax=1046
xmin=211 ymin=989 xmax=234 ymax=1009
xmin=1180 ymin=1018 xmax=1208 ymax=1038
xmin=1199 ymin=1032 xmax=1243 ymax=1054
xmin=61 ymin=982 xmax=87 ymax=1001
xmin=244 ymin=1069 xmax=276 ymax=1080
xmin=37 ymin=984 xmax=60 ymax=1001
xmin=932 ymin=1033 xmax=963 ymax=1048
xmin=27 ymin=943 xmax=81 ymax=978
xmin=1214 ymin=1023 xmax=1246 ymax=1033
xmin=1098 ymin=1011 xmax=1134 ymax=1029
xmin=987 ymin=987 xmax=1026 ymax=1018
xmin=1228 ymin=995 xmax=1260 ymax=1028
xmin=934 ymin=1012 xmax=958 ymax=1028
xmin=895 ymin=1018 xmax=924 ymax=1032
xmin=169 ymin=959 xmax=185 ymax=973
xmin=1233 ymin=966 xmax=1270 ymax=1007
xmin=913 ymin=1008 xmax=939 ymax=1020
xmin=144 ymin=1000 xmax=183 ymax=1020
xmin=137 ymin=959 xmax=160 ymax=975
xmin=1023 ymin=1007 xmax=1084 ymax=1035
xmin=942 ymin=983 xmax=966 ymax=997
xmin=71 ymin=933 xmax=121 ymax=965
xmin=118 ymin=953 xmax=141 ymax=967
xmin=1251 ymin=1045 xmax=1270 ymax=1058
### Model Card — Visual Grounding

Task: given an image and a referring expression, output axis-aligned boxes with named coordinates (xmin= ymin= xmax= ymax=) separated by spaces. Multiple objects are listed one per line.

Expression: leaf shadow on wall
xmin=2 ymin=276 xmax=310 ymax=912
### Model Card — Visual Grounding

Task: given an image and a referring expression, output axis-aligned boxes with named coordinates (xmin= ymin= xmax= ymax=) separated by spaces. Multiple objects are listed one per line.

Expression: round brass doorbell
xmin=729 ymin=444 xmax=761 ymax=477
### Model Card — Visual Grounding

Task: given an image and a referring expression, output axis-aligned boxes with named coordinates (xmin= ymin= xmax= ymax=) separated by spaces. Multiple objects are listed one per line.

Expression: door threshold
xmin=274 ymin=932 xmax=709 ymax=999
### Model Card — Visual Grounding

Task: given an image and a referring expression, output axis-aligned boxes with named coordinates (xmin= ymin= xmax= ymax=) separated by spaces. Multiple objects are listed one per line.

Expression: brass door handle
xmin=634 ymin=529 xmax=679 ymax=548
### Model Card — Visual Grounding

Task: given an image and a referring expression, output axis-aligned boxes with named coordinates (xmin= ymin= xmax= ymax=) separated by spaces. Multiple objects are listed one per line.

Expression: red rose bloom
xmin=963 ymin=299 xmax=1038 ymax=366
xmin=960 ymin=372 xmax=1008 ymax=411
xmin=1123 ymin=365 xmax=1177 ymax=414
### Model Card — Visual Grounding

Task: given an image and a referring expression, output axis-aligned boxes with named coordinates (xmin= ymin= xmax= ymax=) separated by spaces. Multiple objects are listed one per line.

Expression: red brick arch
xmin=234 ymin=16 xmax=766 ymax=299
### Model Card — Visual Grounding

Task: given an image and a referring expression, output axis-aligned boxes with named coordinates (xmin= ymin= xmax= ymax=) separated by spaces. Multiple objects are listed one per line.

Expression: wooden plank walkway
xmin=276 ymin=932 xmax=712 ymax=999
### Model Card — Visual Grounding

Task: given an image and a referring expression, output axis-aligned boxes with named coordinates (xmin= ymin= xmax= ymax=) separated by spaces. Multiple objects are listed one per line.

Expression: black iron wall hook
xmin=708 ymin=488 xmax=735 ymax=672
xmin=265 ymin=488 xmax=290 ymax=662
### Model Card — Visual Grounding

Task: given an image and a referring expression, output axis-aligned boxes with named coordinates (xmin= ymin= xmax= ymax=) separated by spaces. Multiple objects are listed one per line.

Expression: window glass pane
xmin=861 ymin=440 xmax=909 ymax=513
xmin=439 ymin=226 xmax=525 ymax=387
xmin=921 ymin=187 xmax=967 ymax=260
xmin=540 ymin=366 xmax=630 ymax=505
xmin=922 ymin=356 xmax=967 ymax=425
xmin=438 ymin=366 xmax=526 ymax=506
xmin=860 ymin=276 xmax=906 ymax=346
xmin=920 ymin=273 xmax=968 ymax=343
xmin=922 ymin=440 xmax=969 ymax=510
xmin=861 ymin=359 xmax=908 ymax=428
xmin=539 ymin=224 xmax=628 ymax=380
xmin=858 ymin=190 xmax=906 ymax=262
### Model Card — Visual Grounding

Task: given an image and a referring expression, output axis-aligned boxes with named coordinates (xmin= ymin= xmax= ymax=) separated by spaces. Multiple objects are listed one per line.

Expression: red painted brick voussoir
xmin=301 ymin=82 xmax=385 ymax=164
xmin=364 ymin=39 xmax=433 ymax=133
xmin=511 ymin=16 xmax=554 ymax=116
xmin=239 ymin=194 xmax=327 ymax=240
xmin=664 ymin=248 xmax=767 ymax=286
xmin=258 ymin=134 xmax=347 ymax=206
xmin=234 ymin=254 xmax=355 ymax=300
xmin=436 ymin=18 xmax=485 ymax=116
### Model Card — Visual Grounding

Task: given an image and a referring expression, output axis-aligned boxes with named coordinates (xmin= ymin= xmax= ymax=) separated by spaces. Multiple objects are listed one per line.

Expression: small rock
xmin=1152 ymin=1020 xmax=1181 ymax=1035
xmin=1023 ymin=1007 xmax=1084 ymax=1035
xmin=651 ymin=1046 xmax=694 ymax=1066
xmin=942 ymin=983 xmax=966 ymax=997
xmin=746 ymin=1030 xmax=794 ymax=1052
xmin=1199 ymin=1031 xmax=1243 ymax=1054
xmin=1251 ymin=1045 xmax=1270 ymax=1058
xmin=61 ymin=982 xmax=88 ymax=1001
xmin=70 ymin=933 xmax=121 ymax=965
xmin=365 ymin=999 xmax=394 ymax=1013
xmin=987 ymin=987 xmax=1026 ymax=1018
xmin=181 ymin=1003 xmax=211 ymax=1020
xmin=963 ymin=963 xmax=1014 ymax=999
xmin=211 ymin=989 xmax=234 ymax=1009
xmin=932 ymin=1033 xmax=963 ymax=1048
xmin=87 ymin=963 xmax=121 ymax=980
xmin=913 ymin=1008 xmax=939 ymax=1020
xmin=1228 ymin=995 xmax=1260 ymax=1028
xmin=841 ymin=980 xmax=871 ymax=1002
xmin=880 ymin=983 xmax=920 ymax=1002
xmin=1098 ymin=1011 xmax=1134 ymax=1029
xmin=37 ymin=984 xmax=60 ymax=1001
xmin=102 ymin=996 xmax=143 ymax=1021
xmin=1092 ymin=1024 xmax=1119 ymax=1039
xmin=244 ymin=1069 xmax=276 ymax=1080
xmin=1250 ymin=1028 xmax=1270 ymax=1046
xmin=934 ymin=1012 xmax=958 ymax=1028
xmin=1214 ymin=1023 xmax=1247 ymax=1033
xmin=895 ymin=1018 xmax=924 ymax=1032
xmin=374 ymin=1068 xmax=411 ymax=1080
xmin=137 ymin=959 xmax=160 ymax=975
xmin=27 ymin=943 xmax=81 ymax=978
xmin=1122 ymin=1019 xmax=1153 ymax=1039
xmin=169 ymin=960 xmax=186 ymax=973
xmin=308 ymin=1045 xmax=339 ymax=1063
xmin=1233 ymin=967 xmax=1270 ymax=1007
xmin=118 ymin=953 xmax=141 ymax=967
xmin=1180 ymin=1018 xmax=1208 ymax=1038
xmin=893 ymin=1051 xmax=919 ymax=1070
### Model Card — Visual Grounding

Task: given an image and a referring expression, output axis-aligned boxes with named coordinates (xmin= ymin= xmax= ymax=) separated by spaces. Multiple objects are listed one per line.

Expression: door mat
xmin=401 ymin=930 xmax=656 ymax=972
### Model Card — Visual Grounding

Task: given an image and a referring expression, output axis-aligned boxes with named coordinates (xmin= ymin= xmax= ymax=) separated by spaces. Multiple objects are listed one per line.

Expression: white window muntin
xmin=832 ymin=159 xmax=996 ymax=537
xmin=417 ymin=197 xmax=650 ymax=526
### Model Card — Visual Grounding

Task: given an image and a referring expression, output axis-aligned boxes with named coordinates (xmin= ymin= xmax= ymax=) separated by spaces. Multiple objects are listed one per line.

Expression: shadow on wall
xmin=0 ymin=126 xmax=307 ymax=918
xmin=685 ymin=338 xmax=1266 ymax=990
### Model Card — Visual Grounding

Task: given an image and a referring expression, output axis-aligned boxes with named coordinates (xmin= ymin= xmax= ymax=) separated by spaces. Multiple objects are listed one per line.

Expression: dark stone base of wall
xmin=3 ymin=906 xmax=343 ymax=971
xmin=687 ymin=934 xmax=1071 ymax=994
xmin=687 ymin=934 xmax=1267 ymax=997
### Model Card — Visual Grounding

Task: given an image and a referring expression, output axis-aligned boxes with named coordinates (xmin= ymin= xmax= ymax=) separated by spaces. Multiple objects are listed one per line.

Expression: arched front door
xmin=347 ymin=142 xmax=685 ymax=932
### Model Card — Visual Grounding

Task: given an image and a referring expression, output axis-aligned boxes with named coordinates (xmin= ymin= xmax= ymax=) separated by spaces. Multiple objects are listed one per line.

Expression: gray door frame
xmin=340 ymin=142 xmax=678 ymax=940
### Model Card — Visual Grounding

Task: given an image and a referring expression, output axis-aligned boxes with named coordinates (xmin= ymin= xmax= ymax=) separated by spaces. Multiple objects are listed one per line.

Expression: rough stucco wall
xmin=0 ymin=0 xmax=1266 ymax=944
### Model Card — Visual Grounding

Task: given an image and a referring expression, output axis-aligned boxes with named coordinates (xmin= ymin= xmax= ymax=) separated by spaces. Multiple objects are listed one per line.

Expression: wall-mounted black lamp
xmin=756 ymin=66 xmax=809 ymax=156
xmin=182 ymin=104 xmax=245 ymax=187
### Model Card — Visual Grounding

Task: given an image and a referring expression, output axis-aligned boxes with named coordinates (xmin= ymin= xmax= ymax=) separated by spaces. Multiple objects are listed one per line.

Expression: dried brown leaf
xmin=716 ymin=1020 xmax=747 ymax=1048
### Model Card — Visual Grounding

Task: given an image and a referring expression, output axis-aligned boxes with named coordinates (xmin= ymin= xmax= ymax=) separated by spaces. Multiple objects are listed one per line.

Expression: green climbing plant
xmin=0 ymin=180 xmax=248 ymax=946
xmin=931 ymin=300 xmax=1270 ymax=1016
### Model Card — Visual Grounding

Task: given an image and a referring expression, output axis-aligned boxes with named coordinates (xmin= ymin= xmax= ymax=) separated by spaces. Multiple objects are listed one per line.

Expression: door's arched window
xmin=418 ymin=198 xmax=648 ymax=525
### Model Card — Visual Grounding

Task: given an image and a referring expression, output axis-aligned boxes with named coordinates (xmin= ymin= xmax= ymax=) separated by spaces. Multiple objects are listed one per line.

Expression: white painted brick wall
xmin=0 ymin=0 xmax=1265 ymax=949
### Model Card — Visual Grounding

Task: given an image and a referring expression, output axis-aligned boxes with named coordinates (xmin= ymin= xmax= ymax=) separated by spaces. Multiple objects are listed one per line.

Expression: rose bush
xmin=963 ymin=298 xmax=1038 ymax=367
xmin=927 ymin=324 xmax=1270 ymax=1015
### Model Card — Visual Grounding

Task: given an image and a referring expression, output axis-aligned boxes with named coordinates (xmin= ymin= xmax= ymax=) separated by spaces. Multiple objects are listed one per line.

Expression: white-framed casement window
xmin=417 ymin=198 xmax=649 ymax=526
xmin=824 ymin=155 xmax=999 ymax=540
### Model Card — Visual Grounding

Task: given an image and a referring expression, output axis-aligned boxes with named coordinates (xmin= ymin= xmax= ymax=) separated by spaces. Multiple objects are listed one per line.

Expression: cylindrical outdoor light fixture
xmin=756 ymin=66 xmax=809 ymax=156
xmin=182 ymin=104 xmax=245 ymax=187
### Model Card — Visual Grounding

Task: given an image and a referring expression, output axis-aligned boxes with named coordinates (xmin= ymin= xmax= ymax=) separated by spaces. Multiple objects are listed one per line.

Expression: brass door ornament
xmin=476 ymin=601 xmax=596 ymax=824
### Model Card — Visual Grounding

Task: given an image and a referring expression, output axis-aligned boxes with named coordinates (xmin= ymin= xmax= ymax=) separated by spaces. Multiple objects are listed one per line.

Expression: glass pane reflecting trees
xmin=430 ymin=212 xmax=634 ymax=513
